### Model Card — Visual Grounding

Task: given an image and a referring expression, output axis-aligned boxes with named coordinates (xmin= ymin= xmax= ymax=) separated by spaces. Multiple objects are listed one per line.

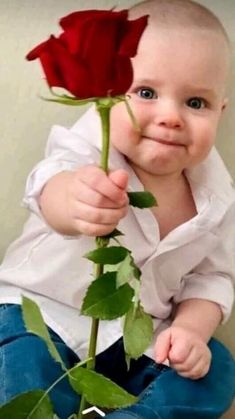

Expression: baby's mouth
xmin=145 ymin=136 xmax=185 ymax=147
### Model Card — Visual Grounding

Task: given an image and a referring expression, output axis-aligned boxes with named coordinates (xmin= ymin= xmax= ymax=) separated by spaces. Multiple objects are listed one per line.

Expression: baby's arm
xmin=39 ymin=165 xmax=129 ymax=236
xmin=155 ymin=298 xmax=222 ymax=379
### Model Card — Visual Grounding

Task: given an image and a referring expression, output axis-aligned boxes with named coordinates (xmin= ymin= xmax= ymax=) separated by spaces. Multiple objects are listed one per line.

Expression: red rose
xmin=26 ymin=9 xmax=148 ymax=98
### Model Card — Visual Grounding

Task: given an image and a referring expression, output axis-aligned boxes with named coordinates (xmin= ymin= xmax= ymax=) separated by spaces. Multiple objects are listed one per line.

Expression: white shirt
xmin=0 ymin=107 xmax=235 ymax=360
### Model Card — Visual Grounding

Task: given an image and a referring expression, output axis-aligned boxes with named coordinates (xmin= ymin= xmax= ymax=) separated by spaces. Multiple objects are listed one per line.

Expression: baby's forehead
xmin=129 ymin=1 xmax=230 ymax=91
xmin=129 ymin=0 xmax=230 ymax=50
xmin=143 ymin=22 xmax=229 ymax=52
xmin=134 ymin=20 xmax=230 ymax=83
xmin=131 ymin=26 xmax=229 ymax=96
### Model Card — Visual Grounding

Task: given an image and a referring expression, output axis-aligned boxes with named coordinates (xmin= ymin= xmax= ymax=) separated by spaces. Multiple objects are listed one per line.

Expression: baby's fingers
xmin=168 ymin=338 xmax=192 ymax=365
xmin=109 ymin=169 xmax=129 ymax=191
xmin=71 ymin=179 xmax=123 ymax=209
xmin=71 ymin=200 xmax=128 ymax=225
xmin=171 ymin=345 xmax=211 ymax=380
xmin=155 ymin=329 xmax=172 ymax=364
xmin=77 ymin=166 xmax=128 ymax=206
xmin=176 ymin=355 xmax=211 ymax=380
xmin=72 ymin=219 xmax=117 ymax=237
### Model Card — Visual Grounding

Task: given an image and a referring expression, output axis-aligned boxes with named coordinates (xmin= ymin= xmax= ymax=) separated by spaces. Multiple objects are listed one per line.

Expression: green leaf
xmin=69 ymin=366 xmax=137 ymax=408
xmin=128 ymin=191 xmax=157 ymax=208
xmin=81 ymin=272 xmax=134 ymax=319
xmin=0 ymin=390 xmax=54 ymax=419
xmin=116 ymin=253 xmax=141 ymax=287
xmin=123 ymin=303 xmax=154 ymax=360
xmin=22 ymin=296 xmax=66 ymax=371
xmin=84 ymin=246 xmax=128 ymax=265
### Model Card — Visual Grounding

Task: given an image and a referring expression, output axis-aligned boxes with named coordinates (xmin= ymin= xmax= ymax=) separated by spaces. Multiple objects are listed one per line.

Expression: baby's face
xmin=110 ymin=26 xmax=229 ymax=178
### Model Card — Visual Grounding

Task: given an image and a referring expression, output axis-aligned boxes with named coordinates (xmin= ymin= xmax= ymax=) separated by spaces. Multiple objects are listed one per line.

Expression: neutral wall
xmin=0 ymin=1 xmax=234 ymax=416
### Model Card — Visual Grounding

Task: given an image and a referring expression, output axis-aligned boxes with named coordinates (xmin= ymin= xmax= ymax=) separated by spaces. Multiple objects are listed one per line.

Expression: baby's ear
xmin=221 ymin=98 xmax=229 ymax=112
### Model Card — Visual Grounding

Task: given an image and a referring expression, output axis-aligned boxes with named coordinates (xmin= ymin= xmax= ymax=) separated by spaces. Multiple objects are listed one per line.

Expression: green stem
xmin=97 ymin=104 xmax=111 ymax=172
xmin=78 ymin=101 xmax=111 ymax=418
xmin=77 ymin=397 xmax=87 ymax=419
xmin=87 ymin=264 xmax=103 ymax=370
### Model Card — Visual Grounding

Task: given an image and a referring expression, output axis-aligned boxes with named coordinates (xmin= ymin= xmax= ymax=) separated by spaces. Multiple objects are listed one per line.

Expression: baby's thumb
xmin=109 ymin=169 xmax=129 ymax=191
xmin=155 ymin=329 xmax=172 ymax=364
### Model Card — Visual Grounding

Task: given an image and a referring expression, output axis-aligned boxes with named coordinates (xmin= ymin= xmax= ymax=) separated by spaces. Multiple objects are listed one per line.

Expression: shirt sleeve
xmin=22 ymin=108 xmax=101 ymax=217
xmin=173 ymin=203 xmax=235 ymax=323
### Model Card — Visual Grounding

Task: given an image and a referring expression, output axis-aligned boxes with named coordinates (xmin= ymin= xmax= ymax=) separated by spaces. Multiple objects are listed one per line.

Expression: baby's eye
xmin=187 ymin=97 xmax=206 ymax=109
xmin=137 ymin=87 xmax=157 ymax=100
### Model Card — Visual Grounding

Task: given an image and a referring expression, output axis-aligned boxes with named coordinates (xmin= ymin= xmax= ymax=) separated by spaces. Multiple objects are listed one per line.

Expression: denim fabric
xmin=0 ymin=304 xmax=234 ymax=419
xmin=106 ymin=339 xmax=235 ymax=419
xmin=0 ymin=304 xmax=80 ymax=418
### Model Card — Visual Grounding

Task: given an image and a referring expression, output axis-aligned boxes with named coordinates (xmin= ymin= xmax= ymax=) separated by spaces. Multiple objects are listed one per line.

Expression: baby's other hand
xmin=67 ymin=165 xmax=129 ymax=236
xmin=154 ymin=326 xmax=211 ymax=380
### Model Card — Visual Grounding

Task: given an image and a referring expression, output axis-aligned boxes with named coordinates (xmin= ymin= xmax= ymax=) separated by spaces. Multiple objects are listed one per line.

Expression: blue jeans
xmin=0 ymin=304 xmax=234 ymax=418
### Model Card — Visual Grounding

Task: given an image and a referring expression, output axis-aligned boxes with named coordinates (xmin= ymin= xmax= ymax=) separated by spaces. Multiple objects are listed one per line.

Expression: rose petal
xmin=26 ymin=40 xmax=48 ymax=61
xmin=111 ymin=56 xmax=134 ymax=96
xmin=119 ymin=15 xmax=149 ymax=56
xmin=49 ymin=37 xmax=94 ymax=98
xmin=26 ymin=9 xmax=148 ymax=98
xmin=59 ymin=9 xmax=128 ymax=30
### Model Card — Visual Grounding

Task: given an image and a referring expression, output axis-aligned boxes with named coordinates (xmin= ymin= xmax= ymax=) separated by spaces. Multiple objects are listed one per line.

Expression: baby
xmin=0 ymin=1 xmax=234 ymax=418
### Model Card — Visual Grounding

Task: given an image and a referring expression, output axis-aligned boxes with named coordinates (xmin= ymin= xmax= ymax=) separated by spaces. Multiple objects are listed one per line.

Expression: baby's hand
xmin=67 ymin=165 xmax=129 ymax=236
xmin=154 ymin=326 xmax=211 ymax=380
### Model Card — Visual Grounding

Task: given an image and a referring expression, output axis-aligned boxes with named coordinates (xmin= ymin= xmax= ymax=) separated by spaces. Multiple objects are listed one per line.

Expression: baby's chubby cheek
xmin=110 ymin=103 xmax=133 ymax=147
xmin=185 ymin=135 xmax=215 ymax=168
xmin=110 ymin=102 xmax=126 ymax=128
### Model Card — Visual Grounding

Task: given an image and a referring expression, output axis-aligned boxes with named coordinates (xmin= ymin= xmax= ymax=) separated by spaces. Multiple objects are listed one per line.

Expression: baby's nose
xmin=155 ymin=101 xmax=184 ymax=129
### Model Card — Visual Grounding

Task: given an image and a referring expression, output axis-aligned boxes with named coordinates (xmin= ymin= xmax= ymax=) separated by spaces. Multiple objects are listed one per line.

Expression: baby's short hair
xmin=130 ymin=0 xmax=230 ymax=47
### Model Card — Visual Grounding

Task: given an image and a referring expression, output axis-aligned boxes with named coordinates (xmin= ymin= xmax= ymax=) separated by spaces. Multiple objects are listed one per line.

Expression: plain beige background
xmin=0 ymin=1 xmax=234 ymax=416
